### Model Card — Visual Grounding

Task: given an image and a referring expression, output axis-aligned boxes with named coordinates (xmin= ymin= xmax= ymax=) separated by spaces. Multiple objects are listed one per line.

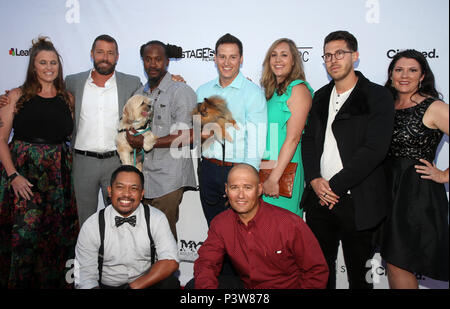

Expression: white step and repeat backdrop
xmin=1 ymin=0 xmax=448 ymax=289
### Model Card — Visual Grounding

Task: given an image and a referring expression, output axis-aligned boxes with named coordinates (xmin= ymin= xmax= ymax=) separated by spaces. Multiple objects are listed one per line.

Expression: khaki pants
xmin=142 ymin=188 xmax=184 ymax=241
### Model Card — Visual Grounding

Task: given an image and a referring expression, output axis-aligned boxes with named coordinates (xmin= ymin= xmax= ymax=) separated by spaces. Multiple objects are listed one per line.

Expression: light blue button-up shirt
xmin=196 ymin=72 xmax=267 ymax=170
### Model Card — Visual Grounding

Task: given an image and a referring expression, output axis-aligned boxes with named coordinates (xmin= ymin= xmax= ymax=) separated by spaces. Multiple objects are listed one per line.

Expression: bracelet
xmin=8 ymin=172 xmax=19 ymax=182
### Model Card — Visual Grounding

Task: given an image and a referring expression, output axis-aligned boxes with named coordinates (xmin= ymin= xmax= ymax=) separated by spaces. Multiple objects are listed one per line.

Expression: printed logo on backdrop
xmin=182 ymin=46 xmax=313 ymax=62
xmin=66 ymin=0 xmax=80 ymax=24
xmin=365 ymin=258 xmax=386 ymax=284
xmin=297 ymin=47 xmax=313 ymax=62
xmin=9 ymin=48 xmax=31 ymax=57
xmin=337 ymin=257 xmax=388 ymax=287
xmin=66 ymin=258 xmax=75 ymax=284
xmin=387 ymin=48 xmax=439 ymax=59
xmin=182 ymin=48 xmax=215 ymax=62
xmin=179 ymin=239 xmax=203 ymax=262
xmin=364 ymin=258 xmax=428 ymax=285
xmin=366 ymin=0 xmax=380 ymax=24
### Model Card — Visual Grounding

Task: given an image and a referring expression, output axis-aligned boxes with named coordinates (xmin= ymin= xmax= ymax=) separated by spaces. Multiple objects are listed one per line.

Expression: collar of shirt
xmin=143 ymin=72 xmax=172 ymax=94
xmin=87 ymin=69 xmax=117 ymax=88
xmin=213 ymin=71 xmax=244 ymax=90
xmin=331 ymin=85 xmax=354 ymax=112
xmin=233 ymin=199 xmax=266 ymax=230
xmin=108 ymin=203 xmax=144 ymax=229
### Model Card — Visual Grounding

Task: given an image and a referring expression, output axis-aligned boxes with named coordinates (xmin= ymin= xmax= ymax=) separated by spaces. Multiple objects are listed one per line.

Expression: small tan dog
xmin=116 ymin=94 xmax=158 ymax=171
xmin=192 ymin=96 xmax=239 ymax=147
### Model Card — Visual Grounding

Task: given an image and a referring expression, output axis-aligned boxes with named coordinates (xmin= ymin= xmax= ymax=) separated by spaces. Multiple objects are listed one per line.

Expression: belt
xmin=74 ymin=149 xmax=117 ymax=159
xmin=202 ymin=157 xmax=236 ymax=167
xmin=13 ymin=136 xmax=66 ymax=145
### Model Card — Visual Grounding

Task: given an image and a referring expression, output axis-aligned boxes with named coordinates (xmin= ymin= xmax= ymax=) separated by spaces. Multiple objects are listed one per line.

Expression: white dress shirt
xmin=74 ymin=70 xmax=119 ymax=152
xmin=320 ymin=85 xmax=355 ymax=183
xmin=74 ymin=204 xmax=179 ymax=289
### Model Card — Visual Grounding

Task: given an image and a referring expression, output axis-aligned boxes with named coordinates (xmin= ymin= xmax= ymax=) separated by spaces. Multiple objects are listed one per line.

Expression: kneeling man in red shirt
xmin=194 ymin=163 xmax=328 ymax=289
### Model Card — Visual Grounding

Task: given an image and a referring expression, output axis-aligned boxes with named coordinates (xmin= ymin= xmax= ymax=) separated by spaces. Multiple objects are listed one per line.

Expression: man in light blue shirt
xmin=197 ymin=33 xmax=267 ymax=226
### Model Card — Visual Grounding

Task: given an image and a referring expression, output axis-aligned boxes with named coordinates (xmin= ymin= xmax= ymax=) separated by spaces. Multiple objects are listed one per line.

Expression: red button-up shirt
xmin=194 ymin=200 xmax=328 ymax=289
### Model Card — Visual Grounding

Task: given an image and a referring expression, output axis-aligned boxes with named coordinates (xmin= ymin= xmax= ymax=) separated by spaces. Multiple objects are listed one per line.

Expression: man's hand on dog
xmin=126 ymin=128 xmax=144 ymax=150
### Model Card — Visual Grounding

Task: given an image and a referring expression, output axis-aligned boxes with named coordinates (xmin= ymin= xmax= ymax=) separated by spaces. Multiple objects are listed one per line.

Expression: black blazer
xmin=301 ymin=71 xmax=394 ymax=230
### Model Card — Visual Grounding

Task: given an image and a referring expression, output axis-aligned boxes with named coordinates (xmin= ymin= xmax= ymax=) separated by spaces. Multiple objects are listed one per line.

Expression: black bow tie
xmin=115 ymin=215 xmax=136 ymax=227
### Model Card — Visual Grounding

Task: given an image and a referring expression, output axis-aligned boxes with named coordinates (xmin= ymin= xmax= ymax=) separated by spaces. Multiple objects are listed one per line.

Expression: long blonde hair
xmin=261 ymin=38 xmax=306 ymax=100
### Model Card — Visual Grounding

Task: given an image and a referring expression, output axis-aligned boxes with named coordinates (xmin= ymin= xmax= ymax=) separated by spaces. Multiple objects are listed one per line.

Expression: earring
xmin=418 ymin=81 xmax=422 ymax=89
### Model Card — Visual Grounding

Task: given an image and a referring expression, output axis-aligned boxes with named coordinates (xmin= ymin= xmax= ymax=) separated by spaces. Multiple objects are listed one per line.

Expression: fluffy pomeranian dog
xmin=116 ymin=94 xmax=158 ymax=171
xmin=192 ymin=96 xmax=239 ymax=147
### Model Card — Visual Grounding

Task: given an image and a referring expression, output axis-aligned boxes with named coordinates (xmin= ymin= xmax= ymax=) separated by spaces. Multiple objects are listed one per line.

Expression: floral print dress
xmin=0 ymin=95 xmax=79 ymax=288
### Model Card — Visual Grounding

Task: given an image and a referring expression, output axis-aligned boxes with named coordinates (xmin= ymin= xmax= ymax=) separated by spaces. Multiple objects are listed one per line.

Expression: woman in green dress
xmin=260 ymin=38 xmax=313 ymax=217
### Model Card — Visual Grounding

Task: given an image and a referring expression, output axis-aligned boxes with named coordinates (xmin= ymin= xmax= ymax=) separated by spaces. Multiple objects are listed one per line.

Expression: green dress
xmin=262 ymin=80 xmax=314 ymax=217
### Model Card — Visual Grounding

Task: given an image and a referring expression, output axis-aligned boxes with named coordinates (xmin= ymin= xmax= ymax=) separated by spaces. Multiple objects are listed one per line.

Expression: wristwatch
xmin=8 ymin=172 xmax=19 ymax=182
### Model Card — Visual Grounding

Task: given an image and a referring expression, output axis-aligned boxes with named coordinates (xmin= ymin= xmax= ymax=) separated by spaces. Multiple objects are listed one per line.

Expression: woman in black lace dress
xmin=380 ymin=49 xmax=449 ymax=288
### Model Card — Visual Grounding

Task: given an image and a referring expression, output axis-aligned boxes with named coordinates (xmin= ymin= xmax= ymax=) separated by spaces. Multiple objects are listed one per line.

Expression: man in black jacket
xmin=301 ymin=30 xmax=394 ymax=289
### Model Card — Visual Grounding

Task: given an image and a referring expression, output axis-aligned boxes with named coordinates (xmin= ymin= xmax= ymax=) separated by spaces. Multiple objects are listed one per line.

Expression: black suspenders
xmin=98 ymin=208 xmax=106 ymax=284
xmin=143 ymin=204 xmax=156 ymax=265
xmin=97 ymin=205 xmax=156 ymax=285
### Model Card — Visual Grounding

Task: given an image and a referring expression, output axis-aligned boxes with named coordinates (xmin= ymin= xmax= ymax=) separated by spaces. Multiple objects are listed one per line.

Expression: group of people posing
xmin=0 ymin=30 xmax=448 ymax=289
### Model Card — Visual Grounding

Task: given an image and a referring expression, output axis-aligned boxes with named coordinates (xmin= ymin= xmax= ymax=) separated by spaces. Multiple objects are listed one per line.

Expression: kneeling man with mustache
xmin=74 ymin=165 xmax=180 ymax=289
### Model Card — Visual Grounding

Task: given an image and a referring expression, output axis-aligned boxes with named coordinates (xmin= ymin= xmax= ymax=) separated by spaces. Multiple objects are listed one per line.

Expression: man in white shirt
xmin=65 ymin=35 xmax=142 ymax=226
xmin=74 ymin=165 xmax=179 ymax=289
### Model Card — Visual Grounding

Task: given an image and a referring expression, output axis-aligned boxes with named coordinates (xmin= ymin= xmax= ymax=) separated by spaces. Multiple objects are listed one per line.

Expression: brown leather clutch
xmin=259 ymin=160 xmax=297 ymax=198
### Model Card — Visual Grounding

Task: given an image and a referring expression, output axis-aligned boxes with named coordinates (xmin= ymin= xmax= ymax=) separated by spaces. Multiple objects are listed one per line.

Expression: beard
xmin=94 ymin=60 xmax=117 ymax=75
xmin=147 ymin=69 xmax=167 ymax=86
xmin=114 ymin=197 xmax=138 ymax=216
xmin=327 ymin=62 xmax=354 ymax=83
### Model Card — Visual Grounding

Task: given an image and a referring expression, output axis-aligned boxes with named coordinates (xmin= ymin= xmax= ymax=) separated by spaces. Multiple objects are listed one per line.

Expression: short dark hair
xmin=110 ymin=165 xmax=144 ymax=188
xmin=215 ymin=33 xmax=243 ymax=57
xmin=91 ymin=34 xmax=119 ymax=53
xmin=139 ymin=40 xmax=183 ymax=59
xmin=324 ymin=30 xmax=358 ymax=52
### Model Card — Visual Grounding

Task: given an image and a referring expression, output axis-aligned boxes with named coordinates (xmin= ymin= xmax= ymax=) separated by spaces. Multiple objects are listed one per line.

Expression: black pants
xmin=199 ymin=159 xmax=234 ymax=226
xmin=198 ymin=159 xmax=240 ymax=279
xmin=184 ymin=273 xmax=244 ymax=289
xmin=99 ymin=274 xmax=180 ymax=289
xmin=305 ymin=194 xmax=376 ymax=289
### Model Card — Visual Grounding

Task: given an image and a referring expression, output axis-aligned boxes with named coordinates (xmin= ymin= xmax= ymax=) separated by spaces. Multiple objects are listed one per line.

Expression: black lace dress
xmin=379 ymin=97 xmax=449 ymax=281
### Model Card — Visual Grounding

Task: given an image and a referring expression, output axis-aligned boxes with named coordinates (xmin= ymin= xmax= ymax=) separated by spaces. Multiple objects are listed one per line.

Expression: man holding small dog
xmin=126 ymin=40 xmax=197 ymax=240
xmin=196 ymin=33 xmax=267 ymax=226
